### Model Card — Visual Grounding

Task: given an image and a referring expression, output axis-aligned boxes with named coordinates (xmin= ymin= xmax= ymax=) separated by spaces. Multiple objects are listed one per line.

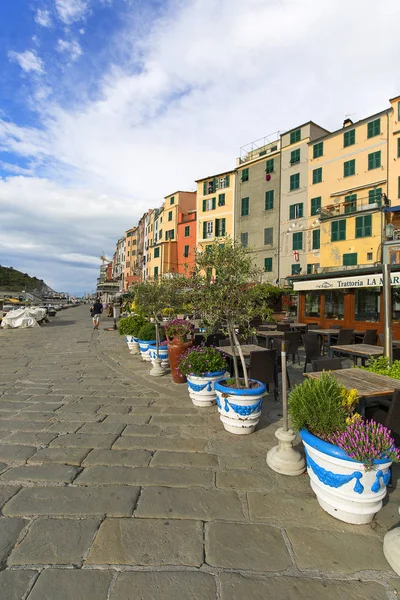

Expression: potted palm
xmin=191 ymin=237 xmax=273 ymax=434
xmin=178 ymin=345 xmax=228 ymax=407
xmin=117 ymin=314 xmax=146 ymax=354
xmin=289 ymin=373 xmax=400 ymax=524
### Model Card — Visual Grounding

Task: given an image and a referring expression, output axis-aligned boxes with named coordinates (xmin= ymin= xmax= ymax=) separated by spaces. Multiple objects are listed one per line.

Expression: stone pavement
xmin=0 ymin=305 xmax=399 ymax=599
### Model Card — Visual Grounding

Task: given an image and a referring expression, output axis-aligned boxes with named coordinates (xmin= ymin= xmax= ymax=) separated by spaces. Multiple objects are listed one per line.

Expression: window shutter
xmin=221 ymin=218 xmax=226 ymax=236
xmin=203 ymin=222 xmax=207 ymax=239
xmin=202 ymin=199 xmax=206 ymax=212
xmin=213 ymin=177 xmax=218 ymax=191
xmin=212 ymin=197 xmax=216 ymax=210
xmin=215 ymin=219 xmax=220 ymax=236
xmin=203 ymin=182 xmax=207 ymax=195
xmin=226 ymin=174 xmax=230 ymax=186
xmin=289 ymin=205 xmax=295 ymax=220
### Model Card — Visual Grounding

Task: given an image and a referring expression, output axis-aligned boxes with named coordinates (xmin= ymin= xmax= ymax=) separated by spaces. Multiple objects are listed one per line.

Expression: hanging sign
xmin=293 ymin=273 xmax=400 ymax=291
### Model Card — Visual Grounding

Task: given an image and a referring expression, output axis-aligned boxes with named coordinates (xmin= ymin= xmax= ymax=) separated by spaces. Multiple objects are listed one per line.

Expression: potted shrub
xmin=137 ymin=322 xmax=157 ymax=361
xmin=190 ymin=237 xmax=273 ymax=434
xmin=165 ymin=319 xmax=194 ymax=384
xmin=117 ymin=314 xmax=146 ymax=354
xmin=289 ymin=373 xmax=400 ymax=524
xmin=178 ymin=345 xmax=228 ymax=407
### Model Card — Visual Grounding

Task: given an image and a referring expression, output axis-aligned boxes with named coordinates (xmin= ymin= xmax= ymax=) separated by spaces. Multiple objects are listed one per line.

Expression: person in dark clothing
xmin=91 ymin=299 xmax=103 ymax=329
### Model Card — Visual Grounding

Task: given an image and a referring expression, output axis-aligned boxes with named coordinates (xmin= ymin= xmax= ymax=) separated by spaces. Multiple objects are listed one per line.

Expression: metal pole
xmin=383 ymin=263 xmax=393 ymax=366
xmin=281 ymin=340 xmax=288 ymax=431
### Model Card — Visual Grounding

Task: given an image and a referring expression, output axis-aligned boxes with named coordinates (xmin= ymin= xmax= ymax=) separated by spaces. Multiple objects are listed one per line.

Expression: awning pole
xmin=383 ymin=263 xmax=393 ymax=366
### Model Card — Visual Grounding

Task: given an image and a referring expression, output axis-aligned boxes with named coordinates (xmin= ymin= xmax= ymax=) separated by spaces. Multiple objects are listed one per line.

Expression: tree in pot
xmin=117 ymin=314 xmax=146 ymax=354
xmin=190 ymin=237 xmax=273 ymax=434
xmin=289 ymin=373 xmax=400 ymax=524
xmin=178 ymin=345 xmax=228 ymax=407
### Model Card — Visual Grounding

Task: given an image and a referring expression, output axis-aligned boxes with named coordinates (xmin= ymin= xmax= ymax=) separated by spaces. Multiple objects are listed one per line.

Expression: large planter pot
xmin=148 ymin=345 xmax=170 ymax=369
xmin=300 ymin=429 xmax=391 ymax=525
xmin=138 ymin=339 xmax=157 ymax=361
xmin=125 ymin=335 xmax=140 ymax=354
xmin=167 ymin=336 xmax=193 ymax=384
xmin=187 ymin=371 xmax=226 ymax=407
xmin=214 ymin=378 xmax=266 ymax=435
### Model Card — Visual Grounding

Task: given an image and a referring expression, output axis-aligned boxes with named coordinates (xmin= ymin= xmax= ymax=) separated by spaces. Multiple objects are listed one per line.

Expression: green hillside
xmin=0 ymin=266 xmax=52 ymax=294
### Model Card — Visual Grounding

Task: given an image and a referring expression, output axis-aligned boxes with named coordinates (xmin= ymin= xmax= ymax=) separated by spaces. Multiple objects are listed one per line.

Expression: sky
xmin=0 ymin=0 xmax=399 ymax=296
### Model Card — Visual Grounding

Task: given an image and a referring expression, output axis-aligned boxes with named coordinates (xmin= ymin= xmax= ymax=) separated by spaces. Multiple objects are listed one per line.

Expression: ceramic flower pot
xmin=148 ymin=345 xmax=170 ymax=369
xmin=138 ymin=339 xmax=157 ymax=361
xmin=167 ymin=336 xmax=193 ymax=384
xmin=214 ymin=378 xmax=266 ymax=435
xmin=187 ymin=371 xmax=226 ymax=407
xmin=125 ymin=335 xmax=140 ymax=354
xmin=300 ymin=429 xmax=392 ymax=524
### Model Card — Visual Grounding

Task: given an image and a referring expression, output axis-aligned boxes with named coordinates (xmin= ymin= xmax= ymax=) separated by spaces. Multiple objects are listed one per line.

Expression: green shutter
xmin=202 ymin=199 xmax=206 ymax=212
xmin=398 ymin=138 xmax=400 ymax=158
xmin=368 ymin=151 xmax=381 ymax=170
xmin=221 ymin=218 xmax=226 ymax=236
xmin=241 ymin=197 xmax=249 ymax=216
xmin=292 ymin=232 xmax=303 ymax=251
xmin=226 ymin=174 xmax=230 ymax=186
xmin=356 ymin=215 xmax=372 ymax=238
xmin=290 ymin=173 xmax=300 ymax=190
xmin=344 ymin=194 xmax=357 ymax=214
xmin=265 ymin=190 xmax=274 ymax=210
xmin=312 ymin=229 xmax=320 ymax=249
xmin=213 ymin=177 xmax=218 ymax=191
xmin=218 ymin=193 xmax=225 ymax=206
xmin=203 ymin=222 xmax=207 ymax=239
xmin=312 ymin=168 xmax=322 ymax=184
xmin=313 ymin=142 xmax=323 ymax=158
xmin=344 ymin=160 xmax=355 ymax=177
xmin=203 ymin=182 xmax=207 ymax=195
xmin=344 ymin=129 xmax=355 ymax=147
xmin=343 ymin=253 xmax=358 ymax=266
xmin=290 ymin=149 xmax=300 ymax=164
xmin=369 ymin=188 xmax=382 ymax=204
xmin=265 ymin=159 xmax=274 ymax=173
xmin=311 ymin=197 xmax=321 ymax=216
xmin=367 ymin=118 xmax=380 ymax=138
xmin=264 ymin=257 xmax=272 ymax=272
xmin=290 ymin=129 xmax=301 ymax=144
xmin=289 ymin=205 xmax=295 ymax=220
xmin=331 ymin=220 xmax=346 ymax=242
xmin=212 ymin=197 xmax=216 ymax=210
xmin=215 ymin=219 xmax=220 ymax=236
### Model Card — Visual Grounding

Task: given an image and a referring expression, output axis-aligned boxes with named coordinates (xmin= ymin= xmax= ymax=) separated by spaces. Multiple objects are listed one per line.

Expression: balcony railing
xmin=319 ymin=199 xmax=381 ymax=221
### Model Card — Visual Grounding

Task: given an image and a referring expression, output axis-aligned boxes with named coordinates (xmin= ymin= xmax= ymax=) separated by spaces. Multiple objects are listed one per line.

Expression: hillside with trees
xmin=0 ymin=266 xmax=54 ymax=295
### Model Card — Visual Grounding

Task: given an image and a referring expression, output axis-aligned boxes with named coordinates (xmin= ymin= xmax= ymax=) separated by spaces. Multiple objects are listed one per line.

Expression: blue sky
xmin=0 ymin=0 xmax=399 ymax=295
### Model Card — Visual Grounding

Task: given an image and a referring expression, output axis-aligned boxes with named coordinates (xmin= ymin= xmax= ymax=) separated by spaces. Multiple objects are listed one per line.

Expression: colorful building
xmin=196 ymin=170 xmax=235 ymax=250
xmin=177 ymin=209 xmax=197 ymax=276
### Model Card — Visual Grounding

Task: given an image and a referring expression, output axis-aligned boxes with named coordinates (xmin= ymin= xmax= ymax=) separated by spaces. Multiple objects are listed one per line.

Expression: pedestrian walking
xmin=90 ymin=298 xmax=103 ymax=329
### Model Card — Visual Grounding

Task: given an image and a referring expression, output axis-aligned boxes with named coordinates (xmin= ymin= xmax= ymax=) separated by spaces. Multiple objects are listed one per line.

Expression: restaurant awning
xmin=293 ymin=272 xmax=400 ymax=291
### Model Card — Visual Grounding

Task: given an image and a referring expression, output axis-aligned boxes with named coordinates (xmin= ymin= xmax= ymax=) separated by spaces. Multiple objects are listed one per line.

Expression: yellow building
xmin=196 ymin=170 xmax=236 ymax=249
xmin=388 ymin=95 xmax=400 ymax=210
xmin=124 ymin=226 xmax=138 ymax=290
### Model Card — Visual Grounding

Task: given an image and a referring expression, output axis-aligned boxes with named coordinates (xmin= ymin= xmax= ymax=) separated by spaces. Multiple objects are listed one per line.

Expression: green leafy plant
xmin=178 ymin=345 xmax=228 ymax=377
xmin=117 ymin=315 xmax=146 ymax=337
xmin=361 ymin=356 xmax=400 ymax=380
xmin=164 ymin=319 xmax=194 ymax=342
xmin=137 ymin=322 xmax=157 ymax=341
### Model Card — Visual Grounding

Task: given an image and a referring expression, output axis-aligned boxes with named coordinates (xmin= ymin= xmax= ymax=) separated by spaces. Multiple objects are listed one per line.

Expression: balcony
xmin=319 ymin=199 xmax=381 ymax=221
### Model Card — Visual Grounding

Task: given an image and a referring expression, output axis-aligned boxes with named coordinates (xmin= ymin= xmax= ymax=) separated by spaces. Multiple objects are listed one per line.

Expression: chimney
xmin=343 ymin=118 xmax=353 ymax=127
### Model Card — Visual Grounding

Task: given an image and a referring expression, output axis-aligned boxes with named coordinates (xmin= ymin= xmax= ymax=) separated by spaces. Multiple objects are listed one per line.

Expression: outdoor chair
xmin=248 ymin=349 xmax=278 ymax=402
xmin=393 ymin=348 xmax=400 ymax=361
xmin=365 ymin=390 xmax=400 ymax=446
xmin=194 ymin=333 xmax=206 ymax=346
xmin=276 ymin=323 xmax=291 ymax=332
xmin=219 ymin=338 xmax=231 ymax=346
xmin=306 ymin=323 xmax=320 ymax=330
xmin=283 ymin=331 xmax=302 ymax=365
xmin=354 ymin=329 xmax=377 ymax=345
xmin=302 ymin=333 xmax=322 ymax=373
xmin=330 ymin=328 xmax=354 ymax=347
xmin=206 ymin=333 xmax=225 ymax=347
xmin=311 ymin=357 xmax=343 ymax=372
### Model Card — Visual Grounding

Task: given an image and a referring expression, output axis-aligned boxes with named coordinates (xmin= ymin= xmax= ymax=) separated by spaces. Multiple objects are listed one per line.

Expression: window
xmin=291 ymin=264 xmax=301 ymax=275
xmin=264 ymin=257 xmax=273 ymax=272
xmin=265 ymin=158 xmax=274 ymax=173
xmin=312 ymin=229 xmax=320 ymax=250
xmin=159 ymin=229 xmax=162 ymax=239
xmin=215 ymin=218 xmax=226 ymax=237
xmin=203 ymin=178 xmax=219 ymax=195
xmin=292 ymin=231 xmax=303 ymax=251
xmin=290 ymin=129 xmax=301 ymax=144
xmin=344 ymin=129 xmax=355 ymax=147
xmin=312 ymin=168 xmax=322 ymax=184
xmin=343 ymin=252 xmax=358 ymax=266
xmin=311 ymin=197 xmax=321 ymax=216
xmin=305 ymin=292 xmax=320 ymax=316
xmin=369 ymin=188 xmax=382 ymax=204
xmin=219 ymin=175 xmax=230 ymax=188
xmin=202 ymin=221 xmax=213 ymax=239
xmin=241 ymin=168 xmax=249 ymax=182
xmin=240 ymin=232 xmax=248 ymax=247
xmin=264 ymin=227 xmax=273 ymax=245
xmin=398 ymin=138 xmax=400 ymax=158
xmin=265 ymin=190 xmax=274 ymax=210
xmin=355 ymin=214 xmax=372 ymax=238
xmin=218 ymin=193 xmax=225 ymax=206
xmin=367 ymin=118 xmax=380 ymax=138
xmin=289 ymin=203 xmax=303 ymax=219
xmin=184 ymin=225 xmax=190 ymax=237
xmin=241 ymin=197 xmax=249 ymax=216
xmin=202 ymin=197 xmax=216 ymax=211
xmin=290 ymin=149 xmax=300 ymax=164
xmin=165 ymin=229 xmax=174 ymax=240
xmin=183 ymin=245 xmax=189 ymax=258
xmin=324 ymin=291 xmax=344 ymax=319
xmin=331 ymin=220 xmax=346 ymax=241
xmin=168 ymin=211 xmax=173 ymax=221
xmin=170 ymin=196 xmax=175 ymax=205
xmin=368 ymin=151 xmax=381 ymax=170
xmin=154 ymin=266 xmax=158 ymax=278
xmin=313 ymin=142 xmax=323 ymax=158
xmin=355 ymin=288 xmax=380 ymax=322
xmin=367 ymin=252 xmax=373 ymax=260
xmin=154 ymin=247 xmax=160 ymax=258
xmin=344 ymin=159 xmax=355 ymax=177
xmin=290 ymin=173 xmax=300 ymax=190
xmin=344 ymin=193 xmax=357 ymax=214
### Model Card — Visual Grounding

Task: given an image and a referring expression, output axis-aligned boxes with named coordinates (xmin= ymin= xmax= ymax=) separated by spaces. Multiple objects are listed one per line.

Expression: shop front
xmin=293 ymin=267 xmax=400 ymax=336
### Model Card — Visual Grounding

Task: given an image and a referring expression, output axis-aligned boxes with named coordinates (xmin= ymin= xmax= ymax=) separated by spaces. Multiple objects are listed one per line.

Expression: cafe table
xmin=304 ymin=368 xmax=400 ymax=398
xmin=330 ymin=344 xmax=383 ymax=364
xmin=256 ymin=330 xmax=284 ymax=348
xmin=217 ymin=344 xmax=266 ymax=358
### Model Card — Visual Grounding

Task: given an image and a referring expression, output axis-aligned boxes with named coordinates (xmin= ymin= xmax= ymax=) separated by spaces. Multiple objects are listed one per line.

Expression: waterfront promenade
xmin=0 ymin=305 xmax=399 ymax=599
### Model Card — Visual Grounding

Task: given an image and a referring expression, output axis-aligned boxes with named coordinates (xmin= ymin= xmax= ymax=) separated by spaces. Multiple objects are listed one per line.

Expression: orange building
xmin=177 ymin=210 xmax=197 ymax=276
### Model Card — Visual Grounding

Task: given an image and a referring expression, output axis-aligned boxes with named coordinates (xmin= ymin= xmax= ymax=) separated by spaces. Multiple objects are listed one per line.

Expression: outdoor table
xmin=217 ymin=344 xmax=266 ymax=358
xmin=290 ymin=323 xmax=307 ymax=330
xmin=308 ymin=329 xmax=364 ymax=355
xmin=330 ymin=343 xmax=383 ymax=364
xmin=304 ymin=368 xmax=400 ymax=399
xmin=256 ymin=330 xmax=284 ymax=348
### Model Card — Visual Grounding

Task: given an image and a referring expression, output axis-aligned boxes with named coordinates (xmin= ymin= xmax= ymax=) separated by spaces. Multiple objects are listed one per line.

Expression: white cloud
xmin=55 ymin=0 xmax=89 ymax=24
xmin=34 ymin=9 xmax=52 ymax=27
xmin=57 ymin=39 xmax=83 ymax=62
xmin=8 ymin=50 xmax=44 ymax=74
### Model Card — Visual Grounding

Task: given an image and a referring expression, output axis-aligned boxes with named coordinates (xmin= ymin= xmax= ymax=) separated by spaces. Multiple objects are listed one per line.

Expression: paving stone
xmin=76 ymin=422 xmax=125 ymax=434
xmin=150 ymin=415 xmax=213 ymax=426
xmin=110 ymin=572 xmax=216 ymax=600
xmin=0 ymin=445 xmax=36 ymax=463
xmin=82 ymin=449 xmax=151 ymax=467
xmin=96 ymin=405 xmax=129 ymax=414
xmin=217 ymin=456 xmax=271 ymax=470
xmin=9 ymin=517 xmax=100 ymax=565
xmin=1 ymin=465 xmax=79 ymax=484
xmin=0 ymin=486 xmax=21 ymax=509
xmin=20 ymin=402 xmax=63 ymax=412
xmin=160 ymin=425 xmax=211 ymax=439
xmin=206 ymin=522 xmax=291 ymax=571
xmin=0 ymin=570 xmax=37 ymax=600
xmin=56 ymin=405 xmax=100 ymax=414
xmin=0 ymin=420 xmax=49 ymax=433
xmin=135 ymin=487 xmax=244 ymax=521
xmin=113 ymin=436 xmax=206 ymax=453
xmin=76 ymin=465 xmax=212 ymax=487
xmin=2 ymin=432 xmax=57 ymax=446
xmin=151 ymin=451 xmax=218 ymax=468
xmin=26 ymin=568 xmax=112 ymax=600
xmin=28 ymin=447 xmax=90 ymax=466
xmin=3 ymin=486 xmax=139 ymax=516
xmin=0 ymin=402 xmax=33 ymax=411
xmin=0 ymin=463 xmax=7 ymax=473
xmin=45 ymin=422 xmax=84 ymax=434
xmin=103 ymin=414 xmax=150 ymax=425
xmin=219 ymin=573 xmax=388 ymax=600
xmin=50 ymin=433 xmax=119 ymax=449
xmin=0 ymin=517 xmax=26 ymax=562
xmin=123 ymin=425 xmax=161 ymax=436
xmin=286 ymin=527 xmax=389 ymax=573
xmin=87 ymin=517 xmax=203 ymax=566
xmin=216 ymin=470 xmax=311 ymax=494
xmin=12 ymin=412 xmax=55 ymax=422
xmin=206 ymin=438 xmax=267 ymax=457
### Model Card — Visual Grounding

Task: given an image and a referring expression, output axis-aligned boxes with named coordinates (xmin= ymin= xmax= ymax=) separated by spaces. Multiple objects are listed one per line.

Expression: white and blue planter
xmin=148 ymin=345 xmax=170 ymax=369
xmin=214 ymin=379 xmax=266 ymax=435
xmin=300 ymin=429 xmax=392 ymax=524
xmin=138 ymin=339 xmax=157 ymax=361
xmin=187 ymin=371 xmax=226 ymax=408
xmin=125 ymin=335 xmax=140 ymax=354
